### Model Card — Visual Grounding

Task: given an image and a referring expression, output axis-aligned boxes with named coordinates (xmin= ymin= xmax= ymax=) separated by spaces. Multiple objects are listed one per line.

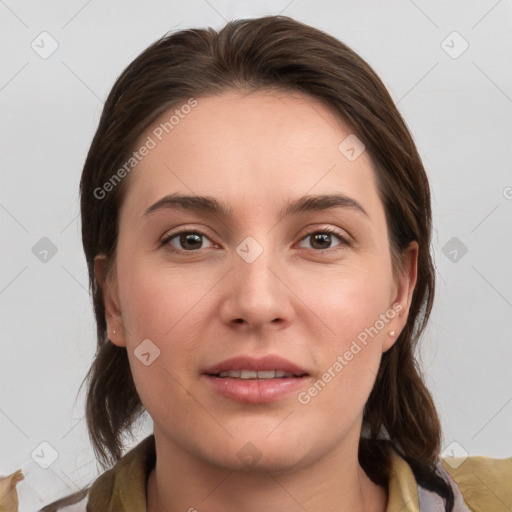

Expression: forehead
xmin=119 ymin=90 xmax=384 ymax=224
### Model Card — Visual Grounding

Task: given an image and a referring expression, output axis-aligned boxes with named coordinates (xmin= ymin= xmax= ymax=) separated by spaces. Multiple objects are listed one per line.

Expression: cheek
xmin=297 ymin=262 xmax=393 ymax=408
xmin=308 ymin=259 xmax=394 ymax=343
xmin=117 ymin=254 xmax=212 ymax=340
xmin=115 ymin=258 xmax=212 ymax=396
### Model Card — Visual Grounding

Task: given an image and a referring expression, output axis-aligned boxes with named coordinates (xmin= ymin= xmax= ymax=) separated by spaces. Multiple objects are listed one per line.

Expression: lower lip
xmin=203 ymin=375 xmax=308 ymax=403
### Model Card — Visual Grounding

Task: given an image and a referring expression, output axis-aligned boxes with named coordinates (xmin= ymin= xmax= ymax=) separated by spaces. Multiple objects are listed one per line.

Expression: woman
xmin=14 ymin=14 xmax=509 ymax=512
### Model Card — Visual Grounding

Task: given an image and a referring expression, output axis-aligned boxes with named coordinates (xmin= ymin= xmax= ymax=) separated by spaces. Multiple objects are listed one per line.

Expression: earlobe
xmin=382 ymin=328 xmax=399 ymax=352
xmin=93 ymin=254 xmax=126 ymax=347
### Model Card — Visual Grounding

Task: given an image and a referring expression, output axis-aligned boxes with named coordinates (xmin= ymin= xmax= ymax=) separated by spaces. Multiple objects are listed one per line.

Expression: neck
xmin=146 ymin=426 xmax=388 ymax=512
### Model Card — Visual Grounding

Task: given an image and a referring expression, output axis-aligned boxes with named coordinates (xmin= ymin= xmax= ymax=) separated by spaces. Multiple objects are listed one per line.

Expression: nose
xmin=218 ymin=240 xmax=295 ymax=332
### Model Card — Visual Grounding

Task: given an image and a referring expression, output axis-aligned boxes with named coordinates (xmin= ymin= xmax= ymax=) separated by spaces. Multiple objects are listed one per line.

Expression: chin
xmin=210 ymin=449 xmax=311 ymax=474
xmin=195 ymin=433 xmax=321 ymax=474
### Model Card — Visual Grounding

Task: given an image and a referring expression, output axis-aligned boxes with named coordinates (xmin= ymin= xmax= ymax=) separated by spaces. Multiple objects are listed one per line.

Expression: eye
xmin=161 ymin=230 xmax=215 ymax=252
xmin=297 ymin=227 xmax=350 ymax=252
xmin=161 ymin=226 xmax=351 ymax=255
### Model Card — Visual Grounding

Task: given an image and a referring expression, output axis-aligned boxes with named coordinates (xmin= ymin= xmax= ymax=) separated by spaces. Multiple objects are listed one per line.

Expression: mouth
xmin=202 ymin=355 xmax=310 ymax=403
xmin=212 ymin=369 xmax=306 ymax=379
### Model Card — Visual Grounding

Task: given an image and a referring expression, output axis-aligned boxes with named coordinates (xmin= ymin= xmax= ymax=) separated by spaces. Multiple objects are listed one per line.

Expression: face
xmin=96 ymin=89 xmax=417 ymax=472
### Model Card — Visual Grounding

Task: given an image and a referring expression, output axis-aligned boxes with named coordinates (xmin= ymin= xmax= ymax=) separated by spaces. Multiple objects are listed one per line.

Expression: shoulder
xmin=441 ymin=454 xmax=512 ymax=512
xmin=42 ymin=435 xmax=155 ymax=512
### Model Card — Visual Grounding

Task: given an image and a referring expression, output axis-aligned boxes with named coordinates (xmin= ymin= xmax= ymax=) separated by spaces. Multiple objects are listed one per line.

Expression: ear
xmin=382 ymin=240 xmax=419 ymax=352
xmin=94 ymin=254 xmax=126 ymax=347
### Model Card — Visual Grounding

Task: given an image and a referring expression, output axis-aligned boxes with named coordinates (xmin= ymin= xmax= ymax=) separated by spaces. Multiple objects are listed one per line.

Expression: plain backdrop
xmin=1 ymin=1 xmax=511 ymax=510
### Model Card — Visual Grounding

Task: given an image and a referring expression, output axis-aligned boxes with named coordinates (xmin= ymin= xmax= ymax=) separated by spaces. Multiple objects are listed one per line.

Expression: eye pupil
xmin=180 ymin=233 xmax=202 ymax=250
xmin=311 ymin=233 xmax=331 ymax=250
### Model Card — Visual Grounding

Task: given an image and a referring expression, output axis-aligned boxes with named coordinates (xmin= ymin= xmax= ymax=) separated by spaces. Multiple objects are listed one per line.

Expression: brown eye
xmin=162 ymin=231 xmax=214 ymax=252
xmin=298 ymin=228 xmax=349 ymax=252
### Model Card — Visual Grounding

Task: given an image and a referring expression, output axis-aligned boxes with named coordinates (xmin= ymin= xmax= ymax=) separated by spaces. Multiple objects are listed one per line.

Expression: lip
xmin=203 ymin=355 xmax=308 ymax=376
xmin=202 ymin=355 xmax=310 ymax=404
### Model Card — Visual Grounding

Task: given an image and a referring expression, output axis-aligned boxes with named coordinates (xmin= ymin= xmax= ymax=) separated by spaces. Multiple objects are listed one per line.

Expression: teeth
xmin=241 ymin=370 xmax=258 ymax=379
xmin=257 ymin=370 xmax=276 ymax=379
xmin=217 ymin=370 xmax=296 ymax=379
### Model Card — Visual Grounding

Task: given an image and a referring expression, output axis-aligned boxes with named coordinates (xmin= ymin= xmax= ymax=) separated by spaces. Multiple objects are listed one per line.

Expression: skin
xmin=95 ymin=89 xmax=418 ymax=512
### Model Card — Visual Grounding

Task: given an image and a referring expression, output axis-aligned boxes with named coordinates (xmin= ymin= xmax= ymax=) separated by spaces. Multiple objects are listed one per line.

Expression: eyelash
xmin=160 ymin=226 xmax=351 ymax=255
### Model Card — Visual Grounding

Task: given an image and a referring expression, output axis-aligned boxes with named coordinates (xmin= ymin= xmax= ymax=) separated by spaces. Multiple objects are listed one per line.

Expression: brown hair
xmin=46 ymin=15 xmax=454 ymax=511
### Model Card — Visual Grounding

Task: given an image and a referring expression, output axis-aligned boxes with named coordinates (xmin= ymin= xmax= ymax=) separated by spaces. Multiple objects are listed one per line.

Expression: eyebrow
xmin=143 ymin=192 xmax=369 ymax=219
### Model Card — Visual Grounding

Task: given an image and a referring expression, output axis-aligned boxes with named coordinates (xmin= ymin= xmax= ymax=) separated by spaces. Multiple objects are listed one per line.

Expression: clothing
xmin=54 ymin=435 xmax=510 ymax=512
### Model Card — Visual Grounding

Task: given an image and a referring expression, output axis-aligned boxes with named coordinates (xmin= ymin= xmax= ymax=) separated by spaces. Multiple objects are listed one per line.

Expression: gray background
xmin=1 ymin=1 xmax=511 ymax=510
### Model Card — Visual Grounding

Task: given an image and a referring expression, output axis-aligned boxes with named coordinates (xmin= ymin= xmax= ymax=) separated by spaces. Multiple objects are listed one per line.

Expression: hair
xmin=44 ymin=14 xmax=454 ymax=511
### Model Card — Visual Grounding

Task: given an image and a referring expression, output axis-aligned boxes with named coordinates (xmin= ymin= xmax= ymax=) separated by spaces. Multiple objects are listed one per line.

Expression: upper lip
xmin=203 ymin=355 xmax=309 ymax=376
